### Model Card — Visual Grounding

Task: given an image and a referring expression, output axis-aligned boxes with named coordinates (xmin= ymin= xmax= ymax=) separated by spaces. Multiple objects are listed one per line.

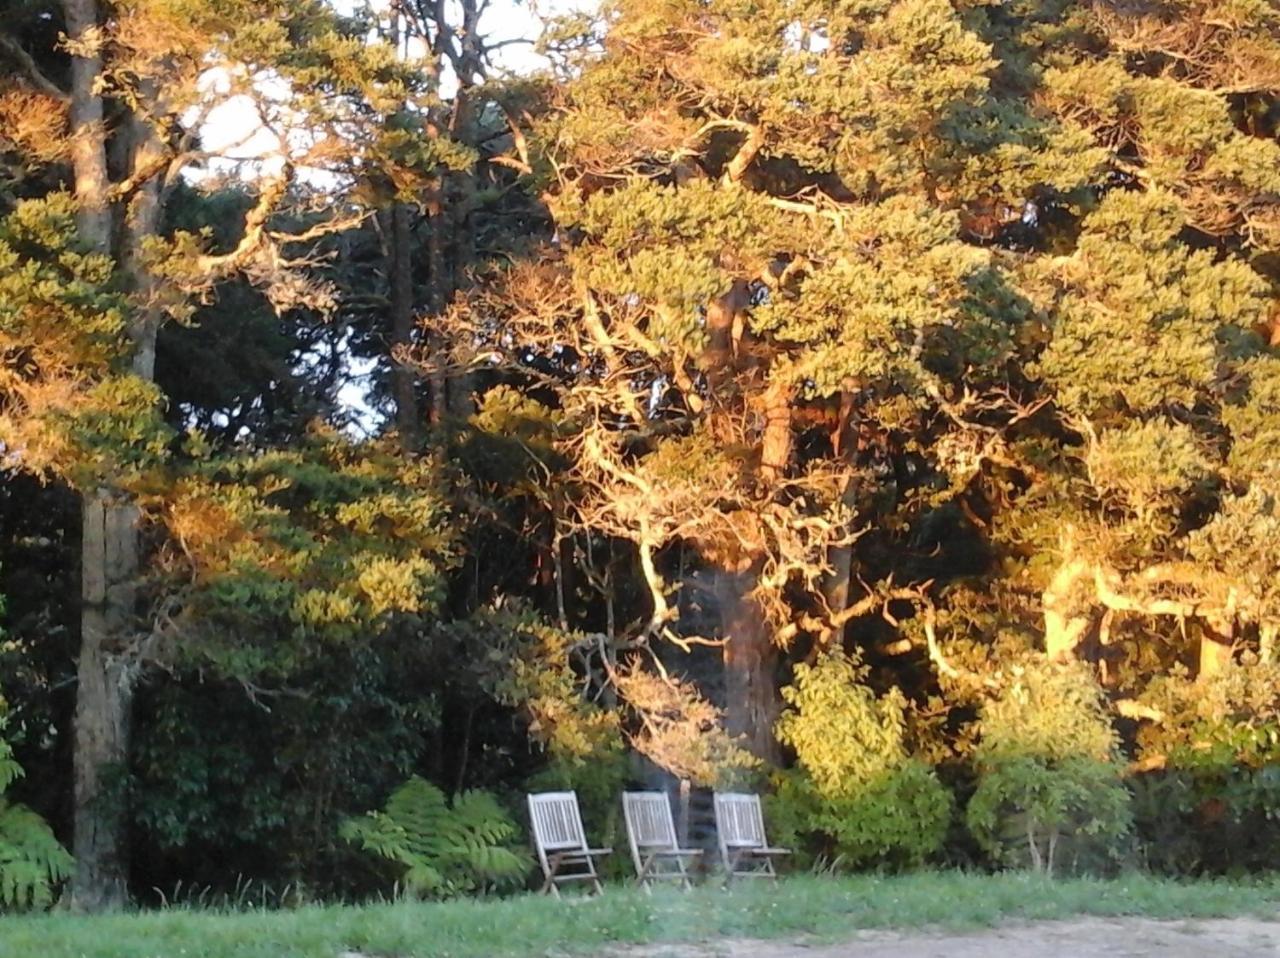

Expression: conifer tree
xmin=457 ymin=0 xmax=1279 ymax=764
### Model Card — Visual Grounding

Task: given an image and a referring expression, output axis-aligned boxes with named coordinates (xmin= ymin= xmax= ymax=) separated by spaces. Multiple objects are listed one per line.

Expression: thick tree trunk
xmin=63 ymin=0 xmax=135 ymax=911
xmin=63 ymin=17 xmax=162 ymax=908
xmin=702 ymin=280 xmax=787 ymax=764
xmin=71 ymin=493 xmax=139 ymax=911
xmin=718 ymin=566 xmax=781 ymax=764
xmin=760 ymin=379 xmax=791 ymax=482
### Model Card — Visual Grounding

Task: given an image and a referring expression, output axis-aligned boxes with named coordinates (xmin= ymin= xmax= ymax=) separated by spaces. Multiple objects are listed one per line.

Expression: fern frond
xmin=0 ymin=737 xmax=24 ymax=794
xmin=0 ymin=800 xmax=74 ymax=909
xmin=340 ymin=777 xmax=530 ymax=898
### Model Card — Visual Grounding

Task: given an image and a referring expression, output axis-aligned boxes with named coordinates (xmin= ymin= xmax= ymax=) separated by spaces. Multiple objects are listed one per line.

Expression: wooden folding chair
xmin=622 ymin=791 xmax=702 ymax=888
xmin=527 ymin=791 xmax=612 ymax=896
xmin=713 ymin=792 xmax=789 ymax=882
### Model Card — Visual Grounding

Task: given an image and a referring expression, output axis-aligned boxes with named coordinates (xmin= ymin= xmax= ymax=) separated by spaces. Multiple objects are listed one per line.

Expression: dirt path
xmin=625 ymin=917 xmax=1280 ymax=957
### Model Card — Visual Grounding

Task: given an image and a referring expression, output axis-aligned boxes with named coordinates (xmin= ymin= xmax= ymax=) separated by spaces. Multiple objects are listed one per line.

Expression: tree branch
xmin=0 ymin=35 xmax=69 ymax=102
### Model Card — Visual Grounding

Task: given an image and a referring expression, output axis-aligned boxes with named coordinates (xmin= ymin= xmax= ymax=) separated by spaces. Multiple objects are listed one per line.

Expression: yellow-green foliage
xmin=1033 ymin=190 xmax=1269 ymax=417
xmin=772 ymin=653 xmax=951 ymax=868
xmin=340 ymin=777 xmax=528 ymax=898
xmin=1185 ymin=483 xmax=1280 ymax=634
xmin=1223 ymin=356 xmax=1280 ymax=484
xmin=451 ymin=603 xmax=622 ymax=764
xmin=967 ymin=663 xmax=1132 ymax=875
xmin=158 ymin=432 xmax=458 ymax=677
xmin=1139 ymin=663 xmax=1280 ymax=773
xmin=1085 ymin=419 xmax=1214 ymax=531
xmin=0 ymin=195 xmax=171 ymax=487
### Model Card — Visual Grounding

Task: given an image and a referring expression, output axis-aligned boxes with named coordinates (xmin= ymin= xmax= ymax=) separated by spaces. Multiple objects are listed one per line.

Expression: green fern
xmin=340 ymin=777 xmax=529 ymax=898
xmin=0 ymin=728 xmax=73 ymax=909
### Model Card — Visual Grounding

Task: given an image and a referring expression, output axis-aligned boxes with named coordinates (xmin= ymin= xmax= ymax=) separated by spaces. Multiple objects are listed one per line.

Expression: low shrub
xmin=771 ymin=652 xmax=952 ymax=869
xmin=966 ymin=662 xmax=1132 ymax=876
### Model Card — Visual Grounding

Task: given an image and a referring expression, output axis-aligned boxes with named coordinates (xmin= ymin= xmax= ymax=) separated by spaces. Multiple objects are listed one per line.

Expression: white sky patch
xmin=187 ymin=0 xmax=593 ymax=187
xmin=781 ymin=20 xmax=832 ymax=55
xmin=185 ymin=0 xmax=597 ymax=435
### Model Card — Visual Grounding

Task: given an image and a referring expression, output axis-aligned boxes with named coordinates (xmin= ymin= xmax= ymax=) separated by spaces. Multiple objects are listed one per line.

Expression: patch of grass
xmin=4 ymin=872 xmax=1279 ymax=958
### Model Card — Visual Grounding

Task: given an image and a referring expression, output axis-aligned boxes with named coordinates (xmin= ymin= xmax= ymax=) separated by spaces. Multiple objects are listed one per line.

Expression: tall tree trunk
xmin=71 ymin=493 xmax=138 ymax=911
xmin=446 ymin=85 xmax=478 ymax=420
xmin=63 ymin=15 xmax=164 ymax=907
xmin=702 ymin=281 xmax=786 ymax=764
xmin=62 ymin=0 xmax=110 ymax=252
xmin=389 ymin=201 xmax=421 ymax=449
xmin=385 ymin=9 xmax=422 ymax=448
xmin=424 ymin=198 xmax=449 ymax=425
xmin=718 ymin=564 xmax=781 ymax=765
xmin=124 ymin=90 xmax=163 ymax=379
xmin=63 ymin=0 xmax=133 ymax=911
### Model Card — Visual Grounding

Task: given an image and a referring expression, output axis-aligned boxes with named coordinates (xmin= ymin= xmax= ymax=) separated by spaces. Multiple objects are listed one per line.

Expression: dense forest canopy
xmin=0 ymin=0 xmax=1278 ymax=910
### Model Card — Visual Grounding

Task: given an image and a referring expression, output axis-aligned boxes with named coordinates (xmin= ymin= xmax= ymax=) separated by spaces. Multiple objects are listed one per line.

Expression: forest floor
xmin=6 ymin=873 xmax=1280 ymax=957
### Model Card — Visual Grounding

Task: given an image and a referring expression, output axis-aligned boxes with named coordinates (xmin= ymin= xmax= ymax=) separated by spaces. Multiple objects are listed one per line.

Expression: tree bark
xmin=718 ymin=565 xmax=781 ymax=765
xmin=71 ymin=492 xmax=138 ymax=911
xmin=61 ymin=0 xmax=110 ymax=253
xmin=389 ymin=200 xmax=422 ymax=448
xmin=63 ymin=9 xmax=161 ymax=907
xmin=1199 ymin=624 xmax=1234 ymax=679
xmin=124 ymin=89 xmax=164 ymax=379
xmin=446 ymin=84 xmax=478 ymax=420
xmin=1043 ymin=557 xmax=1092 ymax=661
xmin=759 ymin=378 xmax=792 ymax=482
xmin=702 ymin=281 xmax=786 ymax=764
xmin=422 ymin=182 xmax=450 ymax=424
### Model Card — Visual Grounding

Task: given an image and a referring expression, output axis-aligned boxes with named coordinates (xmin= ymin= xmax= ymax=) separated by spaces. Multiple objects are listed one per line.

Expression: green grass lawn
xmin=5 ymin=873 xmax=1280 ymax=958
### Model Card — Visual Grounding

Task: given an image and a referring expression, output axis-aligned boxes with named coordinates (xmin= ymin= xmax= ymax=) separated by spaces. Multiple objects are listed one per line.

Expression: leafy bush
xmin=0 ymin=713 xmax=73 ymax=909
xmin=771 ymin=652 xmax=952 ymax=869
xmin=340 ymin=777 xmax=528 ymax=898
xmin=1132 ymin=664 xmax=1280 ymax=875
xmin=966 ymin=663 xmax=1131 ymax=876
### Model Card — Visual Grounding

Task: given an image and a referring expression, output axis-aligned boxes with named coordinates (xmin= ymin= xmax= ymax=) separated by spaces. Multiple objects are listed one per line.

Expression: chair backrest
xmin=713 ymin=792 xmax=768 ymax=849
xmin=528 ymin=791 xmax=588 ymax=872
xmin=623 ymin=791 xmax=678 ymax=853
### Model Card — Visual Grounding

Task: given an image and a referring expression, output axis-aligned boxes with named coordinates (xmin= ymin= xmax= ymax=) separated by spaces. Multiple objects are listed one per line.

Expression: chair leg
xmin=542 ymin=854 xmax=563 ymax=897
xmin=585 ymin=854 xmax=604 ymax=895
xmin=724 ymin=850 xmax=740 ymax=886
xmin=636 ymin=854 xmax=651 ymax=892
